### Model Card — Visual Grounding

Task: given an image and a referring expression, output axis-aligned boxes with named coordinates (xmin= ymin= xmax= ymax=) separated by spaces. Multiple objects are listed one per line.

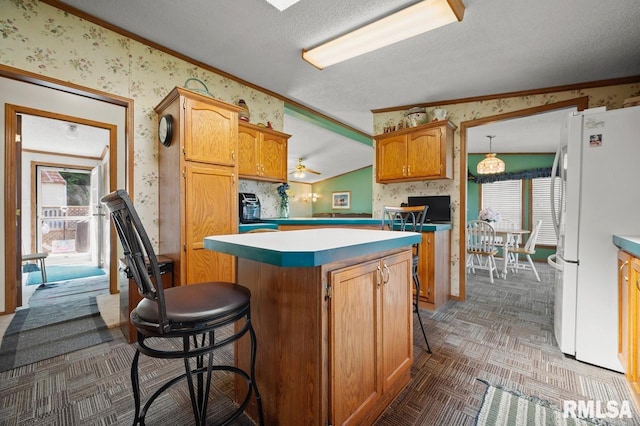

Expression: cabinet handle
xmin=407 ymin=165 xmax=411 ymax=175
xmin=402 ymin=166 xmax=406 ymax=176
xmin=376 ymin=265 xmax=383 ymax=288
xmin=231 ymin=150 xmax=236 ymax=160
xmin=256 ymin=163 xmax=260 ymax=173
xmin=383 ymin=263 xmax=390 ymax=285
xmin=620 ymin=260 xmax=629 ymax=281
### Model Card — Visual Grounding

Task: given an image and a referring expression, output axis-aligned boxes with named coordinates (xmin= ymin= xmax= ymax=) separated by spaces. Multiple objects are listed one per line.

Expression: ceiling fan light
xmin=477 ymin=153 xmax=505 ymax=175
xmin=302 ymin=0 xmax=465 ymax=69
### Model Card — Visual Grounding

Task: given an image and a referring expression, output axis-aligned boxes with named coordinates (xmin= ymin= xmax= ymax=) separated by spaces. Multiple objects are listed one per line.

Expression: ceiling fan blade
xmin=306 ymin=168 xmax=321 ymax=175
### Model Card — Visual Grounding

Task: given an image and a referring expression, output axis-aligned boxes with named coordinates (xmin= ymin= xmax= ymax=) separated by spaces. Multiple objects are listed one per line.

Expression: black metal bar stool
xmin=101 ymin=189 xmax=263 ymax=425
xmin=382 ymin=205 xmax=432 ymax=353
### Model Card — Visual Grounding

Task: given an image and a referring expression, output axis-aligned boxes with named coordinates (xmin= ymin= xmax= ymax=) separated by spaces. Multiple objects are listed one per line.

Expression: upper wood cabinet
xmin=238 ymin=121 xmax=290 ymax=182
xmin=374 ymin=120 xmax=456 ymax=183
xmin=154 ymin=87 xmax=240 ymax=285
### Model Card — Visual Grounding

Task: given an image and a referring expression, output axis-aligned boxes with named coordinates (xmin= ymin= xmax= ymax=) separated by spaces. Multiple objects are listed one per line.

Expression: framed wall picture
xmin=331 ymin=191 xmax=351 ymax=209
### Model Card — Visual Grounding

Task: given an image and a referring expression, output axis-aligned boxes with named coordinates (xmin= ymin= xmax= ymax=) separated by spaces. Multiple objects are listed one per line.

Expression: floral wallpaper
xmin=0 ymin=0 xmax=285 ymax=250
xmin=1 ymin=1 xmax=639 ymax=303
xmin=372 ymin=83 xmax=640 ymax=297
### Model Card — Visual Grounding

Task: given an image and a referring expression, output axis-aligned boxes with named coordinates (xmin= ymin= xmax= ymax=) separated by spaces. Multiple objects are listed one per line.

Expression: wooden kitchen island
xmin=204 ymin=228 xmax=422 ymax=425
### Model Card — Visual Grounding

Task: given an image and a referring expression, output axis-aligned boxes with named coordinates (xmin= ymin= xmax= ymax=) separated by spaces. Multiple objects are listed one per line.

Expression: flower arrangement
xmin=478 ymin=207 xmax=501 ymax=222
xmin=276 ymin=182 xmax=294 ymax=218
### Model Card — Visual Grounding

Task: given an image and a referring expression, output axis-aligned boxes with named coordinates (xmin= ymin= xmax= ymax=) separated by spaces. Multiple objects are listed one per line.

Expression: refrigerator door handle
xmin=547 ymin=254 xmax=563 ymax=271
xmin=550 ymin=146 xmax=561 ymax=239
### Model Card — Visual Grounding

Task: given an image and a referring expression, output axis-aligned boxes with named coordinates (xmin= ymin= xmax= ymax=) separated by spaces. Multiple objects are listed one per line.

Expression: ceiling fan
xmin=290 ymin=158 xmax=321 ymax=177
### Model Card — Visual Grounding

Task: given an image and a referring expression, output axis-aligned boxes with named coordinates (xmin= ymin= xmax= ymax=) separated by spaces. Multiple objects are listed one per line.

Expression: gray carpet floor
xmin=0 ymin=276 xmax=113 ymax=373
xmin=0 ymin=263 xmax=637 ymax=425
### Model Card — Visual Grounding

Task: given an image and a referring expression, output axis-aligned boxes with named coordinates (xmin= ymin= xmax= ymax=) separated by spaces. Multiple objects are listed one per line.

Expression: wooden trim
xmin=458 ymin=97 xmax=589 ymax=302
xmin=372 ymin=76 xmax=637 ymax=113
xmin=4 ymin=105 xmax=19 ymax=314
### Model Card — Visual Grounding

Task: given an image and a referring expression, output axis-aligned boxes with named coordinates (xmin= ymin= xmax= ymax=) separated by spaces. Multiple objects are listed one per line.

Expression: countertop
xmin=238 ymin=222 xmax=278 ymax=233
xmin=260 ymin=217 xmax=452 ymax=231
xmin=613 ymin=235 xmax=640 ymax=257
xmin=204 ymin=228 xmax=421 ymax=267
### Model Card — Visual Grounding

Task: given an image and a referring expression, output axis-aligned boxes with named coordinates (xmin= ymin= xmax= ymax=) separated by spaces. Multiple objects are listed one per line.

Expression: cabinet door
xmin=376 ymin=135 xmax=407 ymax=182
xmin=260 ymin=133 xmax=288 ymax=181
xmin=418 ymin=233 xmax=433 ymax=303
xmin=238 ymin=125 xmax=260 ymax=177
xmin=407 ymin=127 xmax=442 ymax=178
xmin=330 ymin=259 xmax=381 ymax=426
xmin=184 ymin=163 xmax=236 ymax=284
xmin=380 ymin=251 xmax=413 ymax=392
xmin=619 ymin=250 xmax=631 ymax=372
xmin=631 ymin=258 xmax=640 ymax=394
xmin=184 ymin=97 xmax=237 ymax=166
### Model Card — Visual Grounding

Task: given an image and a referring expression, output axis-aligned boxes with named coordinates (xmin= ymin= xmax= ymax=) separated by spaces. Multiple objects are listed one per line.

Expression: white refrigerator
xmin=549 ymin=105 xmax=640 ymax=372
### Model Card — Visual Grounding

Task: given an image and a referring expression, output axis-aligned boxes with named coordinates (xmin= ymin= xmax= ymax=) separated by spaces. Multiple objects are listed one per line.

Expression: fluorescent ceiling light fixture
xmin=302 ymin=0 xmax=465 ymax=69
xmin=265 ymin=0 xmax=301 ymax=11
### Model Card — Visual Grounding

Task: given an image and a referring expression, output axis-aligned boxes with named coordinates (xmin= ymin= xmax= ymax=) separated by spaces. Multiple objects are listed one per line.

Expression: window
xmin=532 ymin=177 xmax=561 ymax=246
xmin=480 ymin=180 xmax=522 ymax=228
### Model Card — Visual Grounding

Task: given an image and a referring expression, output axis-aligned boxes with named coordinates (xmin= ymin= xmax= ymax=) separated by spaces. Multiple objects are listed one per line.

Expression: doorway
xmin=18 ymin=113 xmax=112 ymax=308
xmin=1 ymin=71 xmax=130 ymax=316
xmin=458 ymin=97 xmax=589 ymax=301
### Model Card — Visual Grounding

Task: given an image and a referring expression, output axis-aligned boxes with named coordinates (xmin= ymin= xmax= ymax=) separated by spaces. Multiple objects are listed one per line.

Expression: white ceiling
xmin=21 ymin=114 xmax=109 ymax=158
xmin=56 ymin=0 xmax=640 ymax=181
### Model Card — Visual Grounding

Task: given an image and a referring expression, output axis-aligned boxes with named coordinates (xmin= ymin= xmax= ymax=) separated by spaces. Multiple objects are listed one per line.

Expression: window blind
xmin=481 ymin=180 xmax=522 ymax=228
xmin=532 ymin=177 xmax=561 ymax=246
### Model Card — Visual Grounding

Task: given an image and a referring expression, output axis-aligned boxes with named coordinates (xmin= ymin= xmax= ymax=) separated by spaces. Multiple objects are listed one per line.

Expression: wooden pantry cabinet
xmin=155 ymin=87 xmax=240 ymax=285
xmin=618 ymin=250 xmax=640 ymax=409
xmin=238 ymin=121 xmax=290 ymax=182
xmin=374 ymin=120 xmax=456 ymax=183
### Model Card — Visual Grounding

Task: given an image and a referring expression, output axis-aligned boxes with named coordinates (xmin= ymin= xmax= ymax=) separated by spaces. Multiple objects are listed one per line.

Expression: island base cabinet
xmin=330 ymin=251 xmax=412 ymax=426
xmin=233 ymin=248 xmax=413 ymax=426
xmin=619 ymin=251 xmax=640 ymax=411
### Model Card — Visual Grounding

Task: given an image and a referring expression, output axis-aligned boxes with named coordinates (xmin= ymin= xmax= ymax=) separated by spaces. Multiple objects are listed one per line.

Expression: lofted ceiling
xmin=56 ymin=0 xmax=640 ymax=183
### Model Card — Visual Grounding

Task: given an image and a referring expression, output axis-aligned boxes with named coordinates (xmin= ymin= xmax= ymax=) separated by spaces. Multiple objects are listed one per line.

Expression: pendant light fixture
xmin=477 ymin=135 xmax=505 ymax=175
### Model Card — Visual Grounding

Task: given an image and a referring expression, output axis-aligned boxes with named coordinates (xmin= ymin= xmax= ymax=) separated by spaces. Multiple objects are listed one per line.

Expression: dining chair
xmin=494 ymin=218 xmax=517 ymax=260
xmin=466 ymin=220 xmax=499 ymax=283
xmin=101 ymin=189 xmax=263 ymax=426
xmin=506 ymin=220 xmax=542 ymax=281
xmin=382 ymin=205 xmax=431 ymax=353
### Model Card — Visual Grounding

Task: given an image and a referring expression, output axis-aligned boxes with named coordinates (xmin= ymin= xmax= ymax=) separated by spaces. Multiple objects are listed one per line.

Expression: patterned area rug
xmin=476 ymin=379 xmax=611 ymax=426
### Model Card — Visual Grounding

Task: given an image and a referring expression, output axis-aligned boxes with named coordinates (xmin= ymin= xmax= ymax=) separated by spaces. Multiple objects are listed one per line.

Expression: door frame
xmin=2 ymin=64 xmax=133 ymax=314
xmin=457 ymin=96 xmax=589 ymax=301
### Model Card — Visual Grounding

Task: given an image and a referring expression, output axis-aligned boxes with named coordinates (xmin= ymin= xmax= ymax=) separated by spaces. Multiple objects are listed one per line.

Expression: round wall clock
xmin=158 ymin=114 xmax=174 ymax=147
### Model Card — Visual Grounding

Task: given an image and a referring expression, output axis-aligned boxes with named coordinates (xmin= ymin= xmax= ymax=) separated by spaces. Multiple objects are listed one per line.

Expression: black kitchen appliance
xmin=239 ymin=192 xmax=261 ymax=223
xmin=408 ymin=195 xmax=451 ymax=223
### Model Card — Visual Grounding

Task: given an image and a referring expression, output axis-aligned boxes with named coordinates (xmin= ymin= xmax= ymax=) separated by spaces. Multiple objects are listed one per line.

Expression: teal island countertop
xmin=613 ymin=235 xmax=640 ymax=258
xmin=204 ymin=228 xmax=422 ymax=267
xmin=261 ymin=217 xmax=452 ymax=231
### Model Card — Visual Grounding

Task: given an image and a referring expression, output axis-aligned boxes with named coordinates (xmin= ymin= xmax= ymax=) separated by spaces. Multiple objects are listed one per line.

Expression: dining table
xmin=493 ymin=227 xmax=530 ymax=278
